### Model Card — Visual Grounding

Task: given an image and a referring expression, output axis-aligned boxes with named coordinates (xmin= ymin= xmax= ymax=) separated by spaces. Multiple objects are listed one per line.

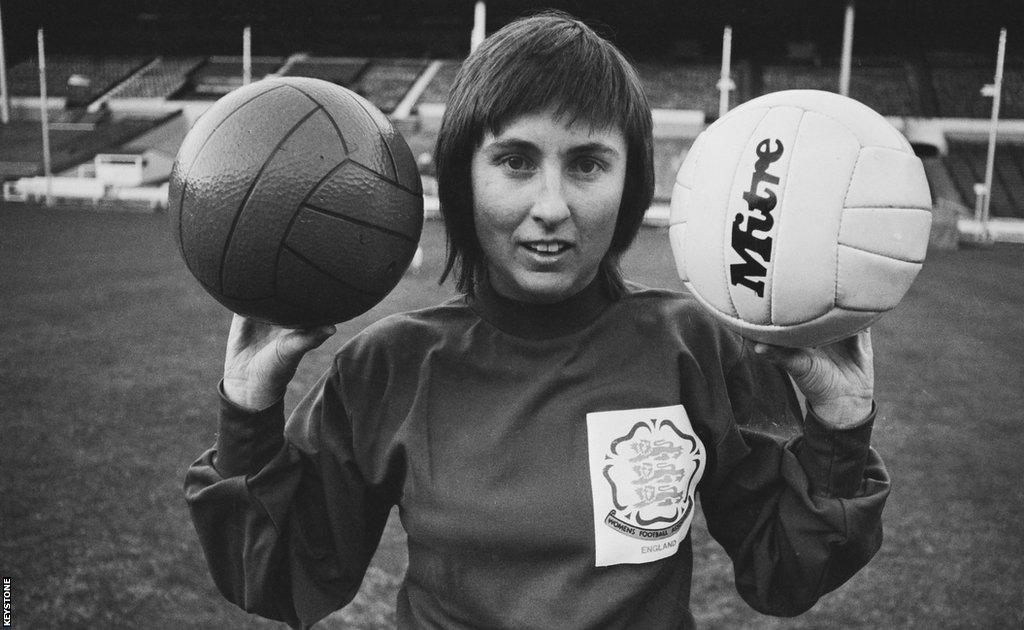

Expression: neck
xmin=468 ymin=275 xmax=615 ymax=339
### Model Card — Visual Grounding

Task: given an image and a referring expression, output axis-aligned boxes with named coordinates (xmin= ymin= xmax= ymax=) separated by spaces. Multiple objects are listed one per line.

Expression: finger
xmin=820 ymin=328 xmax=872 ymax=363
xmin=278 ymin=324 xmax=337 ymax=358
xmin=226 ymin=313 xmax=260 ymax=357
xmin=753 ymin=342 xmax=814 ymax=379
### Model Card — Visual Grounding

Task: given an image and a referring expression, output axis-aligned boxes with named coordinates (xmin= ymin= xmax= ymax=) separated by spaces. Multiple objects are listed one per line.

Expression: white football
xmin=669 ymin=90 xmax=933 ymax=347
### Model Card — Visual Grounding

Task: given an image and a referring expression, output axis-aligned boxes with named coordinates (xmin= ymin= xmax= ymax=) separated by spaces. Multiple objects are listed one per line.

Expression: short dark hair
xmin=435 ymin=11 xmax=655 ymax=298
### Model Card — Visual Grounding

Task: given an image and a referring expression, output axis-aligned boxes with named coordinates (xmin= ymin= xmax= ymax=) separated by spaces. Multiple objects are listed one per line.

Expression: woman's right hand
xmin=222 ymin=314 xmax=337 ymax=412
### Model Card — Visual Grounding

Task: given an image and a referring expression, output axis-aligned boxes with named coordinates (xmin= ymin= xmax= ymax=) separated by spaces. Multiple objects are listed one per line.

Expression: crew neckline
xmin=467 ymin=276 xmax=615 ymax=340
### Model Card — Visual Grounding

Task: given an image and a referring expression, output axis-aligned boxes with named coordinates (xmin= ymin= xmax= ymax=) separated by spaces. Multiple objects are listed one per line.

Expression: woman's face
xmin=471 ymin=111 xmax=627 ymax=304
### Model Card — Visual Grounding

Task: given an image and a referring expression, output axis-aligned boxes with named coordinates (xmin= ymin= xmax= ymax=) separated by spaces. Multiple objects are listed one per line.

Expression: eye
xmin=498 ymin=154 xmax=533 ymax=172
xmin=505 ymin=155 xmax=527 ymax=170
xmin=573 ymin=157 xmax=606 ymax=177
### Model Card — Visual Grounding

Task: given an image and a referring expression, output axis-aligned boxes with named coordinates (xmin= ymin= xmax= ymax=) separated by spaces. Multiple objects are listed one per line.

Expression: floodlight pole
xmin=470 ymin=1 xmax=486 ymax=53
xmin=978 ymin=28 xmax=1006 ymax=241
xmin=839 ymin=1 xmax=855 ymax=97
xmin=242 ymin=26 xmax=252 ymax=86
xmin=717 ymin=25 xmax=734 ymax=118
xmin=0 ymin=0 xmax=10 ymax=124
xmin=38 ymin=28 xmax=52 ymax=206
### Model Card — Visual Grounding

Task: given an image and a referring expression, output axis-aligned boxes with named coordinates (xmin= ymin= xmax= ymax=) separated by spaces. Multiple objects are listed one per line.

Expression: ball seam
xmin=219 ymin=106 xmax=321 ymax=295
xmin=768 ymin=108 xmax=806 ymax=326
xmin=722 ymin=107 xmax=772 ymax=320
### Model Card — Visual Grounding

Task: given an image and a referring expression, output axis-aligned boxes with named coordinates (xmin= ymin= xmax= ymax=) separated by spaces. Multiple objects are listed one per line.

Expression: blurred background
xmin=0 ymin=1 xmax=1022 ymax=628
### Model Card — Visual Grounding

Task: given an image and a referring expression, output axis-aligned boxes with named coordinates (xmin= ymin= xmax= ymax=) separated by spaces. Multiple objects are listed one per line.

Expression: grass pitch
xmin=1 ymin=203 xmax=1021 ymax=629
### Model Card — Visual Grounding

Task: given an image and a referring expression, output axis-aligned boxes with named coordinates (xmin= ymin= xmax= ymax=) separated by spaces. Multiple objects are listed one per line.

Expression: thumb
xmin=753 ymin=342 xmax=813 ymax=379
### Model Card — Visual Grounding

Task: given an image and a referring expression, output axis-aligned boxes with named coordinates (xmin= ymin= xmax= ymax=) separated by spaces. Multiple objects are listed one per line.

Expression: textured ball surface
xmin=669 ymin=90 xmax=932 ymax=347
xmin=169 ymin=77 xmax=423 ymax=326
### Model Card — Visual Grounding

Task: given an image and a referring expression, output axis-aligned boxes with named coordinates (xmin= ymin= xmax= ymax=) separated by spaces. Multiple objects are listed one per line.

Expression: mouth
xmin=521 ymin=240 xmax=574 ymax=256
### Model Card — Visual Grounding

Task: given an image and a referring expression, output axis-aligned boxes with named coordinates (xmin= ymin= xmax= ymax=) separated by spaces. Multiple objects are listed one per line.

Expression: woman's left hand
xmin=754 ymin=329 xmax=874 ymax=429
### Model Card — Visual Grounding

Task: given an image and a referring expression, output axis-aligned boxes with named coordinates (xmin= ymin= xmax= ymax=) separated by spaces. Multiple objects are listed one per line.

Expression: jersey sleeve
xmin=183 ymin=363 xmax=397 ymax=629
xmin=698 ymin=342 xmax=890 ymax=617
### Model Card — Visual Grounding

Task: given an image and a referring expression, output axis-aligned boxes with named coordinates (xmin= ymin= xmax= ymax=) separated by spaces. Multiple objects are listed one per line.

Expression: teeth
xmin=526 ymin=242 xmax=567 ymax=253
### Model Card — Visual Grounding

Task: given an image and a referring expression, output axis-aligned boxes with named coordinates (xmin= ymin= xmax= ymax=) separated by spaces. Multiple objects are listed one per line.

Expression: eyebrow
xmin=482 ymin=138 xmax=622 ymax=159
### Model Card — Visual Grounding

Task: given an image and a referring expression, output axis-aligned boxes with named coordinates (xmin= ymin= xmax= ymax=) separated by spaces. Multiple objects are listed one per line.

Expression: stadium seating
xmin=634 ymin=62 xmax=750 ymax=117
xmin=348 ymin=58 xmax=430 ymax=113
xmin=928 ymin=52 xmax=1024 ymax=119
xmin=282 ymin=57 xmax=369 ymax=87
xmin=6 ymin=54 xmax=154 ymax=104
xmin=174 ymin=56 xmax=286 ymax=99
xmin=944 ymin=141 xmax=1024 ymax=219
xmin=0 ymin=116 xmax=174 ymax=181
xmin=761 ymin=58 xmax=919 ymax=116
xmin=415 ymin=60 xmax=461 ymax=106
xmin=106 ymin=57 xmax=206 ymax=99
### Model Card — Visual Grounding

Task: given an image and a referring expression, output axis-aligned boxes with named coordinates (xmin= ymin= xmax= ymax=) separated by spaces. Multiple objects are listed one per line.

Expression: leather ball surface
xmin=669 ymin=89 xmax=933 ymax=347
xmin=169 ymin=77 xmax=423 ymax=326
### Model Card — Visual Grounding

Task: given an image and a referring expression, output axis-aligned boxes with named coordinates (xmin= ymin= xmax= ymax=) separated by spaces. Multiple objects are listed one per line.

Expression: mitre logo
xmin=587 ymin=404 xmax=705 ymax=567
xmin=730 ymin=138 xmax=785 ymax=298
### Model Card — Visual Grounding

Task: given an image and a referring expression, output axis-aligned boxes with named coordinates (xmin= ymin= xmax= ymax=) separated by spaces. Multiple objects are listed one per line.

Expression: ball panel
xmin=670 ymin=181 xmax=691 ymax=227
xmin=285 ymin=206 xmax=418 ymax=295
xmin=687 ymin=281 xmax=883 ymax=348
xmin=287 ymin=78 xmax=400 ymax=183
xmin=220 ymin=109 xmax=349 ymax=300
xmin=171 ymin=83 xmax=288 ymax=187
xmin=212 ymin=293 xmax=316 ymax=328
xmin=344 ymin=89 xmax=423 ymax=193
xmin=668 ymin=134 xmax=705 ymax=283
xmin=274 ymin=248 xmax=385 ymax=326
xmin=729 ymin=90 xmax=909 ymax=152
xmin=176 ymin=87 xmax=319 ymax=293
xmin=845 ymin=147 xmax=933 ymax=209
xmin=668 ymin=223 xmax=689 ymax=282
xmin=768 ymin=111 xmax=860 ymax=326
xmin=169 ymin=83 xmax=288 ymax=264
xmin=839 ymin=207 xmax=933 ymax=262
xmin=726 ymin=105 xmax=805 ymax=325
xmin=684 ymin=106 xmax=771 ymax=319
xmin=836 ymin=245 xmax=922 ymax=312
xmin=307 ymin=161 xmax=424 ymax=241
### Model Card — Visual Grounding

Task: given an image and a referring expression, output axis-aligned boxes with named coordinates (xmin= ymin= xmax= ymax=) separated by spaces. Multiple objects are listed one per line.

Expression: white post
xmin=38 ymin=28 xmax=52 ymax=206
xmin=470 ymin=1 xmax=486 ymax=53
xmin=717 ymin=25 xmax=734 ymax=119
xmin=979 ymin=27 xmax=1006 ymax=240
xmin=839 ymin=1 xmax=855 ymax=97
xmin=0 ymin=0 xmax=10 ymax=124
xmin=242 ymin=26 xmax=252 ymax=86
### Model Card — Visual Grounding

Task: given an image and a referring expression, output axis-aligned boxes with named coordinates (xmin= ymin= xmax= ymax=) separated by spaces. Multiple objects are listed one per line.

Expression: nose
xmin=529 ymin=168 xmax=571 ymax=227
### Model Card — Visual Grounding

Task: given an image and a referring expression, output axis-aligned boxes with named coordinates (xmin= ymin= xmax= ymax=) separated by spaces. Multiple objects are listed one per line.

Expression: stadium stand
xmin=415 ymin=60 xmax=461 ymax=106
xmin=349 ymin=58 xmax=430 ymax=113
xmin=928 ymin=52 xmax=1024 ymax=119
xmin=173 ymin=56 xmax=285 ymax=99
xmin=943 ymin=141 xmax=1024 ymax=219
xmin=282 ymin=57 xmax=369 ymax=87
xmin=634 ymin=62 xmax=751 ymax=117
xmin=105 ymin=57 xmax=207 ymax=99
xmin=761 ymin=57 xmax=920 ymax=117
xmin=7 ymin=55 xmax=154 ymax=105
xmin=1 ymin=42 xmax=1020 ymax=236
xmin=0 ymin=115 xmax=177 ymax=181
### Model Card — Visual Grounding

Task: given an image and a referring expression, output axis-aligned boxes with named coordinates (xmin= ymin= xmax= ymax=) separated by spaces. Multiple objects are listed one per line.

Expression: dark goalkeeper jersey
xmin=185 ymin=280 xmax=889 ymax=629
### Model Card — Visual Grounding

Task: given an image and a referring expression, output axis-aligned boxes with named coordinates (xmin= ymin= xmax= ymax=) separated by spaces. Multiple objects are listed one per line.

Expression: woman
xmin=186 ymin=12 xmax=889 ymax=630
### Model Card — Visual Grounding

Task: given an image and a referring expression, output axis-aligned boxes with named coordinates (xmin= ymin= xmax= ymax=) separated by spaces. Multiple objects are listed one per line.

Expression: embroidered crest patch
xmin=587 ymin=404 xmax=705 ymax=567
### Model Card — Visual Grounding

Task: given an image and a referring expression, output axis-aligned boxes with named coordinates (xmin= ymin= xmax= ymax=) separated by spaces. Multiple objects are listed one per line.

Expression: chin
xmin=507 ymin=272 xmax=581 ymax=304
